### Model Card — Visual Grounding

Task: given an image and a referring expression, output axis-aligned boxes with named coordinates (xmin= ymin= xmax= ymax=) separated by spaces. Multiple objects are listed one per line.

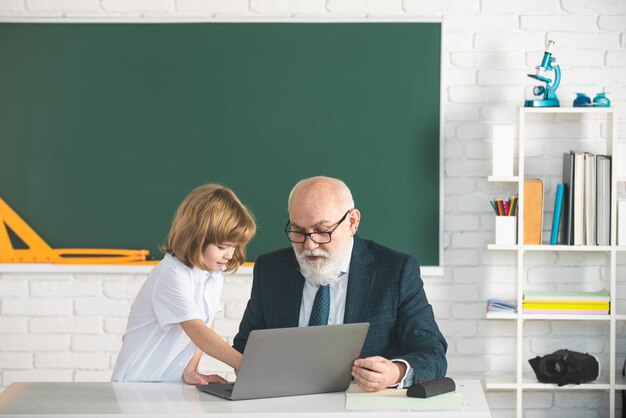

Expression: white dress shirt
xmin=296 ymin=240 xmax=413 ymax=388
xmin=298 ymin=271 xmax=349 ymax=327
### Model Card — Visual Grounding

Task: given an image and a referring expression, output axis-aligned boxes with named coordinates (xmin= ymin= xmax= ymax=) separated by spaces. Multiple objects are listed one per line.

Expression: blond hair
xmin=162 ymin=184 xmax=256 ymax=272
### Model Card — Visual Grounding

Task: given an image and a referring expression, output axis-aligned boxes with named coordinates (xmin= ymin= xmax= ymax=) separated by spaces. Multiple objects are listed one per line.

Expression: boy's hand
xmin=183 ymin=369 xmax=228 ymax=385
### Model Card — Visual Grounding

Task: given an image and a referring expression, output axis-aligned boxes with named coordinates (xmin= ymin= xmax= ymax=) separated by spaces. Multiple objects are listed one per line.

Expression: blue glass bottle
xmin=573 ymin=93 xmax=591 ymax=107
xmin=593 ymin=92 xmax=610 ymax=107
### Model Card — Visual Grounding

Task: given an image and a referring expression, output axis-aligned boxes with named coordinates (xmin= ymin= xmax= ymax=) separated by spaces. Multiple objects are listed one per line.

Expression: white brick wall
xmin=1 ymin=1 xmax=625 ymax=417
xmin=0 ymin=269 xmax=255 ymax=385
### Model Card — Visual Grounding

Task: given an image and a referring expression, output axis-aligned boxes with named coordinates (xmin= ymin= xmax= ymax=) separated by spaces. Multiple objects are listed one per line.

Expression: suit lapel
xmin=343 ymin=236 xmax=375 ymax=324
xmin=279 ymin=251 xmax=304 ymax=328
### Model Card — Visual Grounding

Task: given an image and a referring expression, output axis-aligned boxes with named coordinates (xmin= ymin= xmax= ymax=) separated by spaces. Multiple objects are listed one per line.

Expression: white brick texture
xmin=101 ymin=0 xmax=173 ymax=13
xmin=326 ymin=0 xmax=402 ymax=14
xmin=177 ymin=0 xmax=248 ymax=14
xmin=2 ymin=298 xmax=73 ymax=316
xmin=481 ymin=0 xmax=561 ymax=14
xmin=521 ymin=14 xmax=598 ymax=31
xmin=26 ymin=0 xmax=100 ymax=12
xmin=0 ymin=0 xmax=24 ymax=12
xmin=29 ymin=317 xmax=103 ymax=334
xmin=251 ymin=0 xmax=325 ymax=14
xmin=403 ymin=0 xmax=478 ymax=14
xmin=0 ymin=2 xmax=625 ymax=416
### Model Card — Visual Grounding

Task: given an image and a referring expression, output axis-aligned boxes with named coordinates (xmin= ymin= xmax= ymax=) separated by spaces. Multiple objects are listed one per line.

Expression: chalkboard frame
xmin=0 ymin=18 xmax=444 ymax=272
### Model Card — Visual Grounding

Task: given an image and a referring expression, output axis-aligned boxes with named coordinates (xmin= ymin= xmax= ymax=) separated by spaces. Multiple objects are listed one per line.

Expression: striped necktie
xmin=308 ymin=285 xmax=330 ymax=326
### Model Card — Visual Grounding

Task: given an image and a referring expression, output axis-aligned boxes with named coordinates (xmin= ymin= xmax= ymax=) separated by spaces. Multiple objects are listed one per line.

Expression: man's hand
xmin=182 ymin=369 xmax=228 ymax=385
xmin=352 ymin=356 xmax=407 ymax=392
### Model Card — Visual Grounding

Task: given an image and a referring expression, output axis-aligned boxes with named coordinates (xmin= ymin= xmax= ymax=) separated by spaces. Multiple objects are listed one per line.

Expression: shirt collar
xmin=339 ymin=238 xmax=354 ymax=277
xmin=192 ymin=266 xmax=221 ymax=283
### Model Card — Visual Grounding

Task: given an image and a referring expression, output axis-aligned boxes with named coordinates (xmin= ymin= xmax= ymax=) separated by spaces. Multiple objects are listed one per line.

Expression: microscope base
xmin=525 ymin=99 xmax=560 ymax=107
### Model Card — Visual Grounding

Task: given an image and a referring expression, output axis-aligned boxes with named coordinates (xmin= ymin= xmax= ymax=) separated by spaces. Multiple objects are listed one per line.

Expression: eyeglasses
xmin=284 ymin=209 xmax=352 ymax=244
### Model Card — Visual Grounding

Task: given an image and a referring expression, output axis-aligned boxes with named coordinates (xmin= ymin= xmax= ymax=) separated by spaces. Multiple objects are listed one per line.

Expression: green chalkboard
xmin=0 ymin=22 xmax=441 ymax=266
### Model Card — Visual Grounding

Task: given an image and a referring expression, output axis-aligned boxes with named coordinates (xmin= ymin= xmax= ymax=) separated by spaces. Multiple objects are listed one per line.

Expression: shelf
xmin=486 ymin=312 xmax=517 ymax=320
xmin=485 ymin=376 xmax=517 ymax=390
xmin=522 ymin=382 xmax=611 ymax=390
xmin=487 ymin=244 xmax=518 ymax=251
xmin=488 ymin=175 xmax=519 ymax=183
xmin=522 ymin=107 xmax=614 ymax=114
xmin=522 ymin=374 xmax=611 ymax=390
xmin=522 ymin=313 xmax=610 ymax=321
xmin=486 ymin=375 xmax=613 ymax=391
xmin=0 ymin=263 xmax=157 ymax=274
xmin=523 ymin=244 xmax=613 ymax=252
xmin=487 ymin=106 xmax=619 ymax=417
xmin=487 ymin=312 xmax=612 ymax=321
xmin=487 ymin=244 xmax=614 ymax=252
xmin=0 ymin=263 xmax=257 ymax=275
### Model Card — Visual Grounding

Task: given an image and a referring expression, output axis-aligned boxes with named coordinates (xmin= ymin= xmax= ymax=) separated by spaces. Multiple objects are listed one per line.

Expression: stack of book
xmin=557 ymin=151 xmax=611 ymax=246
xmin=522 ymin=289 xmax=610 ymax=315
xmin=486 ymin=299 xmax=517 ymax=314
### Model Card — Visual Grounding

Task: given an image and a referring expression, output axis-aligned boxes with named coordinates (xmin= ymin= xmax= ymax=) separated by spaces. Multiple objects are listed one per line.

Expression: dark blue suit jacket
xmin=233 ymin=236 xmax=447 ymax=382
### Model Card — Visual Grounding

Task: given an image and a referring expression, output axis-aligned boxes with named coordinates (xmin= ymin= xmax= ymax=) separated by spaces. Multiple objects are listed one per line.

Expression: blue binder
xmin=551 ymin=183 xmax=565 ymax=245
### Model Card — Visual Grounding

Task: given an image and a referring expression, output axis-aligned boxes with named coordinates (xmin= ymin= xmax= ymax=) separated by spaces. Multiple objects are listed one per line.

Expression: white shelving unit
xmin=486 ymin=107 xmax=623 ymax=417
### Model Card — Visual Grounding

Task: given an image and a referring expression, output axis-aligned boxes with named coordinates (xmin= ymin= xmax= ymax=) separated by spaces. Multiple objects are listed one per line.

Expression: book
xmin=523 ymin=297 xmax=609 ymax=315
xmin=523 ymin=302 xmax=609 ymax=310
xmin=572 ymin=151 xmax=585 ymax=245
xmin=619 ymin=199 xmax=626 ymax=246
xmin=523 ymin=309 xmax=608 ymax=315
xmin=492 ymin=125 xmax=515 ymax=177
xmin=345 ymin=383 xmax=464 ymax=411
xmin=523 ymin=289 xmax=610 ymax=302
xmin=523 ymin=178 xmax=543 ymax=245
xmin=487 ymin=299 xmax=517 ymax=313
xmin=596 ymin=155 xmax=611 ymax=246
xmin=550 ymin=183 xmax=564 ymax=245
xmin=561 ymin=152 xmax=574 ymax=245
xmin=584 ymin=152 xmax=596 ymax=246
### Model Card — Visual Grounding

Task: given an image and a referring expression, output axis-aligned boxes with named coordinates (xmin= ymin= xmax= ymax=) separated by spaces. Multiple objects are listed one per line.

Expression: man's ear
xmin=348 ymin=209 xmax=361 ymax=235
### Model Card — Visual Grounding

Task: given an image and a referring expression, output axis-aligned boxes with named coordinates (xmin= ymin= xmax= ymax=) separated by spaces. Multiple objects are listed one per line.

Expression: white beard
xmin=295 ymin=240 xmax=352 ymax=286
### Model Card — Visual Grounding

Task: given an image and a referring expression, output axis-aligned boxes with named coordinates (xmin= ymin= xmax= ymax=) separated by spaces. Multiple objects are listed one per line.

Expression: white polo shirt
xmin=111 ymin=254 xmax=224 ymax=382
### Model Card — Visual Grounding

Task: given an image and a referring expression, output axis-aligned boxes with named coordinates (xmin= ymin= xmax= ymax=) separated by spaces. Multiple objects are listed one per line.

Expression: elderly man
xmin=233 ymin=176 xmax=447 ymax=391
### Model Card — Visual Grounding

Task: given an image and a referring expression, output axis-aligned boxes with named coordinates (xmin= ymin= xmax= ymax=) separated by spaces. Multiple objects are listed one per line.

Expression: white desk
xmin=0 ymin=380 xmax=490 ymax=418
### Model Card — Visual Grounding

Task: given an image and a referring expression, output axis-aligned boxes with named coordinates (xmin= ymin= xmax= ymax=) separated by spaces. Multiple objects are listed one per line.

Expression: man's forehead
xmin=289 ymin=208 xmax=326 ymax=222
xmin=289 ymin=206 xmax=342 ymax=228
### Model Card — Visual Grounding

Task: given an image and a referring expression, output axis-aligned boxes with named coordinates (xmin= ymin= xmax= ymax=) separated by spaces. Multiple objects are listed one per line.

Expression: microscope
xmin=525 ymin=40 xmax=561 ymax=107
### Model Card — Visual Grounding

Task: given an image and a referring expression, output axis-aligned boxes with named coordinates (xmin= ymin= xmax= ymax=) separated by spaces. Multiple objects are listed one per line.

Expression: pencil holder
xmin=495 ymin=216 xmax=517 ymax=245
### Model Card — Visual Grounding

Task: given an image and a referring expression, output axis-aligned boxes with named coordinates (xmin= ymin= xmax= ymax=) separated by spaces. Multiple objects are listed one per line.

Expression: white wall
xmin=0 ymin=265 xmax=253 ymax=384
xmin=1 ymin=1 xmax=625 ymax=417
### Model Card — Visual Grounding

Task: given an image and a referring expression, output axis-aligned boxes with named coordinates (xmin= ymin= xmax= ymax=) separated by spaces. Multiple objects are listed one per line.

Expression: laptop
xmin=196 ymin=323 xmax=369 ymax=400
